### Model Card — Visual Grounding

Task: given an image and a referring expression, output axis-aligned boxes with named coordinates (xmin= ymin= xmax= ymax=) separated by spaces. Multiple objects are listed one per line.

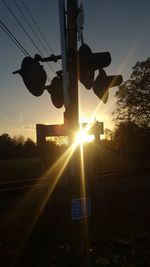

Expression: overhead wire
xmin=39 ymin=0 xmax=61 ymax=51
xmin=0 ymin=19 xmax=51 ymax=83
xmin=21 ymin=0 xmax=61 ymax=70
xmin=2 ymin=0 xmax=43 ymax=56
xmin=12 ymin=0 xmax=56 ymax=79
xmin=13 ymin=0 xmax=50 ymax=56
xmin=0 ymin=19 xmax=30 ymax=57
xmin=2 ymin=0 xmax=55 ymax=77
xmin=40 ymin=0 xmax=59 ymax=38
xmin=21 ymin=0 xmax=55 ymax=55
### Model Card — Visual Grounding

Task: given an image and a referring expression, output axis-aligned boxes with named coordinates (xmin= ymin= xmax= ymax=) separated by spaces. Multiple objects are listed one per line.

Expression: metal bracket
xmin=34 ymin=54 xmax=62 ymax=62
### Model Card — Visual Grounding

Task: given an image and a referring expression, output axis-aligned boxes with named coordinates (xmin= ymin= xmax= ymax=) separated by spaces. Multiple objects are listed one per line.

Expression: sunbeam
xmin=2 ymin=140 xmax=79 ymax=265
xmin=77 ymin=123 xmax=90 ymax=256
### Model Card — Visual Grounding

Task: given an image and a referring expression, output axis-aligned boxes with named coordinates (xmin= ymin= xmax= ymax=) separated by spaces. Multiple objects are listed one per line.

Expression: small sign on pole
xmin=71 ymin=198 xmax=91 ymax=220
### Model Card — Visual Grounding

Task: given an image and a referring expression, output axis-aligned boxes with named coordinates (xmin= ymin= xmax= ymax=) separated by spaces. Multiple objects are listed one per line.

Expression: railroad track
xmin=0 ymin=167 xmax=150 ymax=192
xmin=0 ymin=178 xmax=47 ymax=192
xmin=98 ymin=167 xmax=150 ymax=178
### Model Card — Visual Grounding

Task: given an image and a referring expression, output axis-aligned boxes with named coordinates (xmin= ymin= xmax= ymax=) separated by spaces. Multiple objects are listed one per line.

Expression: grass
xmin=0 ymin=157 xmax=43 ymax=182
xmin=0 ymin=152 xmax=149 ymax=183
xmin=101 ymin=156 xmax=150 ymax=171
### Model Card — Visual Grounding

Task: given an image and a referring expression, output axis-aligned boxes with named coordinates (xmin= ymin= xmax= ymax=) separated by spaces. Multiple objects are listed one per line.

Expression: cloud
xmin=24 ymin=124 xmax=35 ymax=131
xmin=18 ymin=115 xmax=23 ymax=122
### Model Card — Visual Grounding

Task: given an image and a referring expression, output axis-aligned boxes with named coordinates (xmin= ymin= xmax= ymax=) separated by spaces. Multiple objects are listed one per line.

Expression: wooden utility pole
xmin=66 ymin=0 xmax=79 ymax=133
xmin=58 ymin=1 xmax=92 ymax=266
xmin=59 ymin=0 xmax=79 ymax=133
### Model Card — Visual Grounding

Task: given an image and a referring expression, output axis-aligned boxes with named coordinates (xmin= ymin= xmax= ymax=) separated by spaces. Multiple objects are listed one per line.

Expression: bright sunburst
xmin=75 ymin=129 xmax=94 ymax=144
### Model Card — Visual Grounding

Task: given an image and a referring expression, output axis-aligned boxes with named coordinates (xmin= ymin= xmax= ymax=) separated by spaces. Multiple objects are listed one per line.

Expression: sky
xmin=0 ymin=0 xmax=150 ymax=141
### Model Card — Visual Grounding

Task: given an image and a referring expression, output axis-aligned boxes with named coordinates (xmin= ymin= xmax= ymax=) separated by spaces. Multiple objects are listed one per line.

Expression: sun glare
xmin=75 ymin=129 xmax=94 ymax=144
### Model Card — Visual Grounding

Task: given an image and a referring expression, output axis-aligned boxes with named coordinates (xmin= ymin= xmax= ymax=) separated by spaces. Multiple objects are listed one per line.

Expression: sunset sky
xmin=0 ymin=0 xmax=150 ymax=141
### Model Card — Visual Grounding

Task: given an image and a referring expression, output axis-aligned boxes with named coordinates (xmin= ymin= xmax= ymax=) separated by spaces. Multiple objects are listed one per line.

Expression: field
xmin=0 ymin=157 xmax=43 ymax=183
xmin=0 ymin=156 xmax=150 ymax=266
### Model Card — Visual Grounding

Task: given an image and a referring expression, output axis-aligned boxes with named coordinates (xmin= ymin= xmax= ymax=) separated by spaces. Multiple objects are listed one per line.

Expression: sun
xmin=75 ymin=129 xmax=94 ymax=144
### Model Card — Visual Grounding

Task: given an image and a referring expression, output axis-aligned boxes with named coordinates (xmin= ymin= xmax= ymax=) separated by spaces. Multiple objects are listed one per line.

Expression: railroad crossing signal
xmin=13 ymin=46 xmax=122 ymax=106
xmin=13 ymin=1 xmax=123 ymax=108
xmin=78 ymin=43 xmax=111 ymax=89
xmin=13 ymin=57 xmax=47 ymax=97
xmin=93 ymin=69 xmax=123 ymax=104
xmin=78 ymin=43 xmax=123 ymax=103
xmin=47 ymin=71 xmax=64 ymax=109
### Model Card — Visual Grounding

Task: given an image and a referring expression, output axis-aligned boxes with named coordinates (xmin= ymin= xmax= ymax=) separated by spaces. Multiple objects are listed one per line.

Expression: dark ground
xmin=0 ymin=158 xmax=150 ymax=267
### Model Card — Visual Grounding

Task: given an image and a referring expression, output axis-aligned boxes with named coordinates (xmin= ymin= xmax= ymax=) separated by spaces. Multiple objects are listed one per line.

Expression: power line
xmin=21 ymin=0 xmax=61 ymax=69
xmin=12 ymin=1 xmax=56 ymax=78
xmin=39 ymin=0 xmax=62 ymax=69
xmin=0 ymin=19 xmax=52 ymax=83
xmin=40 ymin=0 xmax=60 ymax=48
xmin=21 ymin=0 xmax=55 ymax=55
xmin=2 ymin=0 xmax=42 ymax=56
xmin=14 ymin=0 xmax=50 ymax=58
xmin=13 ymin=0 xmax=58 ymax=74
xmin=0 ymin=19 xmax=30 ymax=56
xmin=2 ymin=0 xmax=56 ymax=75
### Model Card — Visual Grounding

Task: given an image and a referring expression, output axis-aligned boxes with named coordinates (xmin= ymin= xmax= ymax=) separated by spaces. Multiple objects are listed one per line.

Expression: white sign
xmin=71 ymin=198 xmax=91 ymax=220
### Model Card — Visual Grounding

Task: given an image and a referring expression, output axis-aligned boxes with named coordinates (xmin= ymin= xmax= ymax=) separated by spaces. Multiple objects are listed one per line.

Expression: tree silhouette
xmin=0 ymin=134 xmax=37 ymax=159
xmin=0 ymin=133 xmax=14 ymax=158
xmin=113 ymin=122 xmax=138 ymax=155
xmin=113 ymin=58 xmax=150 ymax=128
